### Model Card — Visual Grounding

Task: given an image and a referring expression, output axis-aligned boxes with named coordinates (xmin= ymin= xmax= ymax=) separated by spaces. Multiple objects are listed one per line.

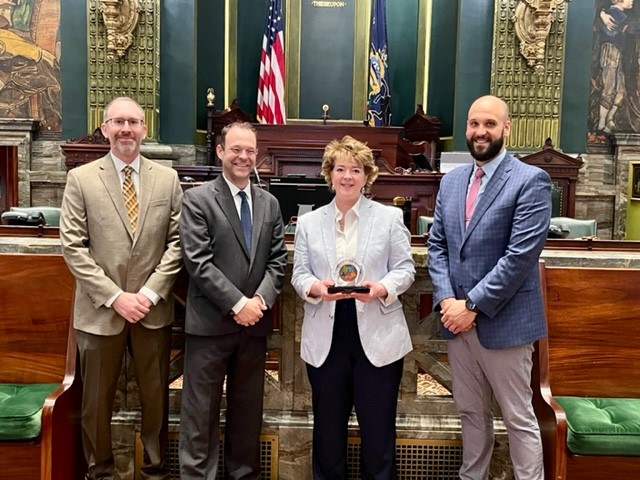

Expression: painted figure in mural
xmin=595 ymin=0 xmax=638 ymax=133
xmin=589 ymin=0 xmax=640 ymax=141
xmin=0 ymin=0 xmax=61 ymax=132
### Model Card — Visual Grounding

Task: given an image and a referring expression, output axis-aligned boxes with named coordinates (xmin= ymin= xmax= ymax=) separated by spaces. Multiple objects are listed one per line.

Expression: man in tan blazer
xmin=60 ymin=97 xmax=183 ymax=480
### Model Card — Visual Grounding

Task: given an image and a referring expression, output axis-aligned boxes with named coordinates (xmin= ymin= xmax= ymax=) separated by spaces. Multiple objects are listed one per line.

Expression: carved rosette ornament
xmin=99 ymin=0 xmax=140 ymax=62
xmin=512 ymin=0 xmax=568 ymax=74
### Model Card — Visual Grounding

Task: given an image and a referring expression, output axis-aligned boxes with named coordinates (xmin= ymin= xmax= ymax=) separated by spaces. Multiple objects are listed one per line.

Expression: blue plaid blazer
xmin=428 ymin=153 xmax=551 ymax=349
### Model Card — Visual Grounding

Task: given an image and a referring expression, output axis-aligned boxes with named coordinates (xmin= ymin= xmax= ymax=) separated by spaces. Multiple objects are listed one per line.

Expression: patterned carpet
xmin=171 ymin=372 xmax=450 ymax=396
xmin=417 ymin=373 xmax=450 ymax=395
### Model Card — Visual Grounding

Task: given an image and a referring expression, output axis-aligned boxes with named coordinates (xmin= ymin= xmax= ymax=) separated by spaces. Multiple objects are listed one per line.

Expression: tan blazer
xmin=60 ymin=154 xmax=183 ymax=335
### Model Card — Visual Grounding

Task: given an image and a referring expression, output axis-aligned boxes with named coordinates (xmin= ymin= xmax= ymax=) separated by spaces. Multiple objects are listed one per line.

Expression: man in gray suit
xmin=60 ymin=97 xmax=183 ymax=480
xmin=179 ymin=122 xmax=287 ymax=479
xmin=428 ymin=95 xmax=551 ymax=480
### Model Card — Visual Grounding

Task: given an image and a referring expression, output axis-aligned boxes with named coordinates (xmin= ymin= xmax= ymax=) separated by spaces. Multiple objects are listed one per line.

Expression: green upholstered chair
xmin=553 ymin=396 xmax=640 ymax=456
xmin=549 ymin=217 xmax=597 ymax=239
xmin=417 ymin=216 xmax=434 ymax=235
xmin=10 ymin=206 xmax=61 ymax=227
xmin=0 ymin=384 xmax=60 ymax=440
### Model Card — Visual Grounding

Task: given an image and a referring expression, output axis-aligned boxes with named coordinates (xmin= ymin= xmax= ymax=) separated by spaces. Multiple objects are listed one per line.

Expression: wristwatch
xmin=465 ymin=298 xmax=480 ymax=313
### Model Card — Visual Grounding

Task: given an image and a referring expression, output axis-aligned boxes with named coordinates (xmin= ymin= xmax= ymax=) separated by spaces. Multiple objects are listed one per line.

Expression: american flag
xmin=257 ymin=0 xmax=286 ymax=124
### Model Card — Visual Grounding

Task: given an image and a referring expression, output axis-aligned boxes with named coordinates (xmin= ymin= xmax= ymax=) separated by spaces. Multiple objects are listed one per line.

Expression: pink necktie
xmin=465 ymin=168 xmax=484 ymax=228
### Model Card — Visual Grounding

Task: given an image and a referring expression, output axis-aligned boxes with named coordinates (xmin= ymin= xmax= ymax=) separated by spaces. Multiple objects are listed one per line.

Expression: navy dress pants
xmin=306 ymin=299 xmax=404 ymax=480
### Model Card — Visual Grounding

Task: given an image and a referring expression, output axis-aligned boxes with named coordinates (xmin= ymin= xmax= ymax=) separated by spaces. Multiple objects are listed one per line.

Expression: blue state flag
xmin=367 ymin=0 xmax=390 ymax=126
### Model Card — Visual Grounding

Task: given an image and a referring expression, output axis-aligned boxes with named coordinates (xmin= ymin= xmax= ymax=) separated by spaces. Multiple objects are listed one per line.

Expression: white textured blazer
xmin=291 ymin=196 xmax=415 ymax=368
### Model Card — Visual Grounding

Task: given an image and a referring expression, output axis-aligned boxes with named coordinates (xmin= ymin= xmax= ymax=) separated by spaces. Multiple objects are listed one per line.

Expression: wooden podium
xmin=206 ymin=104 xmax=441 ymax=174
xmin=254 ymin=122 xmax=405 ymax=175
xmin=195 ymin=104 xmax=444 ymax=233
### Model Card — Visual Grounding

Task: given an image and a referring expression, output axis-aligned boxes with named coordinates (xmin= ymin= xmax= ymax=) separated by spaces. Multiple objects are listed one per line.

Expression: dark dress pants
xmin=179 ymin=329 xmax=267 ymax=480
xmin=306 ymin=299 xmax=404 ymax=480
xmin=76 ymin=323 xmax=171 ymax=480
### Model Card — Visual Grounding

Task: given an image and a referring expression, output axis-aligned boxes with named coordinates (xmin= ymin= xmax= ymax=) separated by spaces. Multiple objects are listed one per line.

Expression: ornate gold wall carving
xmin=99 ymin=0 xmax=140 ymax=62
xmin=492 ymin=0 xmax=567 ymax=150
xmin=88 ymin=0 xmax=159 ymax=139
xmin=512 ymin=0 xmax=567 ymax=74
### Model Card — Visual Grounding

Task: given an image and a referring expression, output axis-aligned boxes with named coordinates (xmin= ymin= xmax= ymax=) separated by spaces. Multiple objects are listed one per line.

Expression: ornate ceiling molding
xmin=512 ymin=0 xmax=568 ymax=74
xmin=99 ymin=0 xmax=140 ymax=62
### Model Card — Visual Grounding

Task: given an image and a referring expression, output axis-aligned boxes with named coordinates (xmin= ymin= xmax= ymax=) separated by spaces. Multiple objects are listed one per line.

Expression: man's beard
xmin=115 ymin=136 xmax=139 ymax=154
xmin=466 ymin=134 xmax=504 ymax=162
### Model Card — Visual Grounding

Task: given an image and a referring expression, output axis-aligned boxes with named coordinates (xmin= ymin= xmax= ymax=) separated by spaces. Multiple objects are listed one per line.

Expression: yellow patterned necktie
xmin=122 ymin=165 xmax=139 ymax=234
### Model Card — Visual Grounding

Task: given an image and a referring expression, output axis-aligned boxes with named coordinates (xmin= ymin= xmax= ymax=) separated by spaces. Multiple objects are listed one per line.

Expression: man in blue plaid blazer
xmin=428 ymin=95 xmax=551 ymax=480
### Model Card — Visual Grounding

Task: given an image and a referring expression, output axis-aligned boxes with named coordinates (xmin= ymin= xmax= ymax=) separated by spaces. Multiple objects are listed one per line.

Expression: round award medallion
xmin=334 ymin=259 xmax=364 ymax=286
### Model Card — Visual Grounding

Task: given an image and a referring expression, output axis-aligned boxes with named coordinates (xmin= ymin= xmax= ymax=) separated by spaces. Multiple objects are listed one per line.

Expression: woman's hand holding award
xmin=327 ymin=259 xmax=370 ymax=294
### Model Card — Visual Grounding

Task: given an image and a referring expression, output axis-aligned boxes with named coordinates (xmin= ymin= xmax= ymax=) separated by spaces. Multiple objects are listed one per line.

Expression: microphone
xmin=253 ymin=166 xmax=264 ymax=188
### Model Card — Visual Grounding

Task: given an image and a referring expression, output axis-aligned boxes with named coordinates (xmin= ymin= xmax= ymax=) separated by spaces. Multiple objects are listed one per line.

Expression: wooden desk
xmin=253 ymin=123 xmax=405 ymax=173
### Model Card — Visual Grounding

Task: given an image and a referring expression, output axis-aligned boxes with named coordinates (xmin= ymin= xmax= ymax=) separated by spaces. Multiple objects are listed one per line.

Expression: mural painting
xmin=0 ymin=0 xmax=61 ymax=133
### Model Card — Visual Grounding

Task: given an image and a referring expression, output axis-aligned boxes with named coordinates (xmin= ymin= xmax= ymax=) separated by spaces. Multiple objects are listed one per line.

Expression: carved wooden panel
xmin=517 ymin=139 xmax=583 ymax=217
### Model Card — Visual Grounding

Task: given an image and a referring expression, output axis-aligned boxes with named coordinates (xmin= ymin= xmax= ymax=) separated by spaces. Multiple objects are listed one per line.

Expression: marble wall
xmin=575 ymin=134 xmax=640 ymax=240
xmin=5 ymin=136 xmax=197 ymax=210
xmin=12 ymin=135 xmax=640 ymax=242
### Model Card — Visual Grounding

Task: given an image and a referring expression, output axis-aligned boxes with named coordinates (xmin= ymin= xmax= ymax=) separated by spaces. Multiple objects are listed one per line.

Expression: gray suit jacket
xmin=179 ymin=176 xmax=287 ymax=337
xmin=60 ymin=154 xmax=183 ymax=335
xmin=291 ymin=197 xmax=415 ymax=368
xmin=428 ymin=153 xmax=552 ymax=349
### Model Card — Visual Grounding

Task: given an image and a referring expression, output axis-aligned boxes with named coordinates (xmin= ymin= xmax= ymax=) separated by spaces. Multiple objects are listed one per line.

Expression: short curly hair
xmin=320 ymin=135 xmax=379 ymax=194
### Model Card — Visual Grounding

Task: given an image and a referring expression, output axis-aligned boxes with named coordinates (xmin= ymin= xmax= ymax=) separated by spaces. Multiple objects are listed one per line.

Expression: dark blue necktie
xmin=239 ymin=191 xmax=252 ymax=251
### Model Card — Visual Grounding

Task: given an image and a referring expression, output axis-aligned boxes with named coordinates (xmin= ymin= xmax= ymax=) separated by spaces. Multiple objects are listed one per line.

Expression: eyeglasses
xmin=105 ymin=118 xmax=145 ymax=128
xmin=225 ymin=146 xmax=258 ymax=157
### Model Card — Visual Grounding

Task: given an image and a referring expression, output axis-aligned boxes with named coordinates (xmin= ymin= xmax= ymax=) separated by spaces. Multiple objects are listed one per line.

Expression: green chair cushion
xmin=0 ymin=383 xmax=59 ymax=441
xmin=10 ymin=207 xmax=61 ymax=227
xmin=549 ymin=217 xmax=597 ymax=239
xmin=555 ymin=396 xmax=640 ymax=456
xmin=417 ymin=216 xmax=434 ymax=235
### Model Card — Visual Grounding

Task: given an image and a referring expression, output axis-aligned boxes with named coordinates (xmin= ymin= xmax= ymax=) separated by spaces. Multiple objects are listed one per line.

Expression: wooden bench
xmin=0 ymin=253 xmax=85 ymax=480
xmin=533 ymin=263 xmax=640 ymax=480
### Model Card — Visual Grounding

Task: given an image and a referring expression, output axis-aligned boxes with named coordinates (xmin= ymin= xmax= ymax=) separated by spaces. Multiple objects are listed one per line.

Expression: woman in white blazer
xmin=292 ymin=135 xmax=415 ymax=480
